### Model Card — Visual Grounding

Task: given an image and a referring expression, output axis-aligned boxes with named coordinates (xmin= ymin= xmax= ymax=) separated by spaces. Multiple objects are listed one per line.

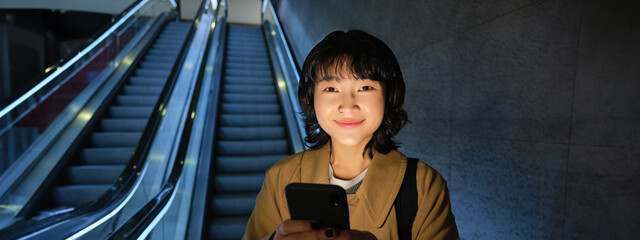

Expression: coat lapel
xmin=300 ymin=143 xmax=331 ymax=184
xmin=356 ymin=150 xmax=407 ymax=228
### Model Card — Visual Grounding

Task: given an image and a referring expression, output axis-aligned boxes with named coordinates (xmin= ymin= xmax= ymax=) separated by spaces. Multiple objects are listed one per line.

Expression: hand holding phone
xmin=285 ymin=183 xmax=350 ymax=229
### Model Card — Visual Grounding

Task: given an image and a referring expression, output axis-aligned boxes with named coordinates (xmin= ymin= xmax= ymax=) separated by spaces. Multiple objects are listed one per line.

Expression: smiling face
xmin=313 ymin=72 xmax=385 ymax=149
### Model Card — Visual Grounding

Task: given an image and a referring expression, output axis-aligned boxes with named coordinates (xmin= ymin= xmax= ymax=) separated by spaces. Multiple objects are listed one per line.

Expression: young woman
xmin=243 ymin=30 xmax=459 ymax=240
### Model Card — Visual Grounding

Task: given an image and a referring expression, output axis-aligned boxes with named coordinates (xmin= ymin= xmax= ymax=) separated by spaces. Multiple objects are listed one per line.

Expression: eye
xmin=359 ymin=86 xmax=374 ymax=91
xmin=324 ymin=87 xmax=337 ymax=92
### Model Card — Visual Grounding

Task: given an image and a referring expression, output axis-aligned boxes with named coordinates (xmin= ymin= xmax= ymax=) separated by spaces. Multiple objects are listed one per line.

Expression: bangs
xmin=304 ymin=32 xmax=393 ymax=84
xmin=311 ymin=54 xmax=383 ymax=84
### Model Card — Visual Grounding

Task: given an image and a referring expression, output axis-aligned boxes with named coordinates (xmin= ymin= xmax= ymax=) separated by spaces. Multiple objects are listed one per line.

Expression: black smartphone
xmin=285 ymin=183 xmax=350 ymax=229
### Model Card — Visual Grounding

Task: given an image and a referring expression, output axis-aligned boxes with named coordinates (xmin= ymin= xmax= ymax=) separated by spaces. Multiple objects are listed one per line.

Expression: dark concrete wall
xmin=271 ymin=0 xmax=640 ymax=238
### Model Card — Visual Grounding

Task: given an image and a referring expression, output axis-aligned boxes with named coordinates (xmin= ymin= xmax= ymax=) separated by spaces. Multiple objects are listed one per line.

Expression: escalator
xmin=207 ymin=25 xmax=292 ymax=240
xmin=37 ymin=21 xmax=191 ymax=213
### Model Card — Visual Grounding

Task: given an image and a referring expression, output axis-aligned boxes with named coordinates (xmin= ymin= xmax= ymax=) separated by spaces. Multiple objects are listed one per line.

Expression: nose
xmin=338 ymin=91 xmax=359 ymax=113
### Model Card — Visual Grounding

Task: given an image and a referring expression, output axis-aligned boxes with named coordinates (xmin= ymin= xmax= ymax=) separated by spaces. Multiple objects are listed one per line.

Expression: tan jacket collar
xmin=300 ymin=143 xmax=407 ymax=227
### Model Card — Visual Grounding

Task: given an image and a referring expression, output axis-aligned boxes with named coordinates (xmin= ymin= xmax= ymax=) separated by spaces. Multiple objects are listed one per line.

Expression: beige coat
xmin=243 ymin=143 xmax=459 ymax=240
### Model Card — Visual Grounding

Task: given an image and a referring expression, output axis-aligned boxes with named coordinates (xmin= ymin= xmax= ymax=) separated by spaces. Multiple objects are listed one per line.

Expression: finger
xmin=334 ymin=229 xmax=378 ymax=240
xmin=280 ymin=228 xmax=336 ymax=240
xmin=276 ymin=219 xmax=317 ymax=236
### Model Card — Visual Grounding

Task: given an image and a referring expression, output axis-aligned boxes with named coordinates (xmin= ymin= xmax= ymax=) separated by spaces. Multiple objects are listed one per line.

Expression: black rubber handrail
xmin=107 ymin=0 xmax=221 ymax=238
xmin=261 ymin=0 xmax=302 ymax=76
xmin=186 ymin=8 xmax=228 ymax=240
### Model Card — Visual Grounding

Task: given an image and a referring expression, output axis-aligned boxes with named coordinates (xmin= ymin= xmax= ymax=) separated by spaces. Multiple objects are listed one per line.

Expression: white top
xmin=329 ymin=164 xmax=368 ymax=192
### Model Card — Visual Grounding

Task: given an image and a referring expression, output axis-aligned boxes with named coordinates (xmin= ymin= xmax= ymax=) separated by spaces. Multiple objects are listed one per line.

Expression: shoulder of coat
xmin=414 ymin=159 xmax=448 ymax=188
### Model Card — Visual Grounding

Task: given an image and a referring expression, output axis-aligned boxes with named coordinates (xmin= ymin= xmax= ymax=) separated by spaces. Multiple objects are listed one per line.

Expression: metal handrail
xmin=261 ymin=0 xmax=307 ymax=149
xmin=107 ymin=0 xmax=225 ymax=239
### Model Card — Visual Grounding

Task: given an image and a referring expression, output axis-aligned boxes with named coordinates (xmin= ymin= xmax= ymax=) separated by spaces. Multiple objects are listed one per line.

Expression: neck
xmin=329 ymin=139 xmax=372 ymax=180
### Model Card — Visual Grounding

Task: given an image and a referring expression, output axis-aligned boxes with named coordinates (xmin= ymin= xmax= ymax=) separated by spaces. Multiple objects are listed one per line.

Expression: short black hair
xmin=298 ymin=30 xmax=408 ymax=158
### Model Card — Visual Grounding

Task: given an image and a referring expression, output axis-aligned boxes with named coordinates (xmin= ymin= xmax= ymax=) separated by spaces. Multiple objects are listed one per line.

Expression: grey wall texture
xmin=271 ymin=0 xmax=640 ymax=239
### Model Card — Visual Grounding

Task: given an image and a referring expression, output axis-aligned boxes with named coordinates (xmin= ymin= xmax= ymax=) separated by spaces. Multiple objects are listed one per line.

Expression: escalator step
xmin=211 ymin=193 xmax=257 ymax=216
xmin=130 ymin=76 xmax=166 ymax=85
xmin=101 ymin=118 xmax=147 ymax=132
xmin=157 ymin=35 xmax=185 ymax=41
xmin=151 ymin=44 xmax=181 ymax=51
xmin=146 ymin=53 xmax=178 ymax=60
xmin=227 ymin=36 xmax=264 ymax=42
xmin=227 ymin=45 xmax=266 ymax=52
xmin=226 ymin=50 xmax=268 ymax=58
xmin=166 ymin=23 xmax=190 ymax=28
xmin=227 ymin=40 xmax=263 ymax=45
xmin=156 ymin=38 xmax=183 ymax=45
xmin=209 ymin=216 xmax=250 ymax=240
xmin=228 ymin=30 xmax=261 ymax=34
xmin=214 ymin=173 xmax=265 ymax=192
xmin=140 ymin=61 xmax=174 ymax=69
xmin=221 ymin=103 xmax=279 ymax=114
xmin=52 ymin=184 xmax=111 ymax=207
xmin=144 ymin=55 xmax=176 ymax=63
xmin=135 ymin=69 xmax=171 ymax=78
xmin=159 ymin=29 xmax=188 ymax=40
xmin=225 ymin=62 xmax=271 ymax=71
xmin=228 ymin=29 xmax=262 ymax=34
xmin=124 ymin=85 xmax=163 ymax=95
xmin=225 ymin=56 xmax=269 ymax=64
xmin=116 ymin=95 xmax=158 ymax=106
xmin=206 ymin=25 xmax=289 ymax=240
xmin=220 ymin=114 xmax=282 ymax=126
xmin=163 ymin=32 xmax=188 ymax=37
xmin=147 ymin=51 xmax=179 ymax=58
xmin=165 ymin=23 xmax=190 ymax=28
xmin=228 ymin=25 xmax=260 ymax=30
xmin=92 ymin=132 xmax=142 ymax=147
xmin=223 ymin=85 xmax=275 ymax=94
xmin=227 ymin=43 xmax=266 ymax=50
xmin=219 ymin=126 xmax=285 ymax=140
xmin=149 ymin=49 xmax=180 ymax=56
xmin=215 ymin=155 xmax=286 ymax=172
xmin=166 ymin=22 xmax=190 ymax=26
xmin=222 ymin=93 xmax=277 ymax=104
xmin=82 ymin=148 xmax=135 ymax=165
xmin=226 ymin=45 xmax=267 ymax=53
xmin=223 ymin=76 xmax=273 ymax=85
xmin=228 ymin=30 xmax=261 ymax=35
xmin=227 ymin=37 xmax=264 ymax=43
xmin=226 ymin=47 xmax=266 ymax=53
xmin=68 ymin=165 xmax=125 ymax=184
xmin=218 ymin=140 xmax=288 ymax=155
xmin=109 ymin=106 xmax=153 ymax=118
xmin=225 ymin=69 xmax=271 ymax=78
xmin=151 ymin=43 xmax=180 ymax=50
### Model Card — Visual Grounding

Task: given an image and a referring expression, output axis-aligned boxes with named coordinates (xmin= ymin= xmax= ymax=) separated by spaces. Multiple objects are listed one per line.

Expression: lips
xmin=334 ymin=119 xmax=364 ymax=129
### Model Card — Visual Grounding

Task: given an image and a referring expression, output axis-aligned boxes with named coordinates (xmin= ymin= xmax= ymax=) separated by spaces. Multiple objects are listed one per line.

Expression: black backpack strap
xmin=394 ymin=157 xmax=418 ymax=240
